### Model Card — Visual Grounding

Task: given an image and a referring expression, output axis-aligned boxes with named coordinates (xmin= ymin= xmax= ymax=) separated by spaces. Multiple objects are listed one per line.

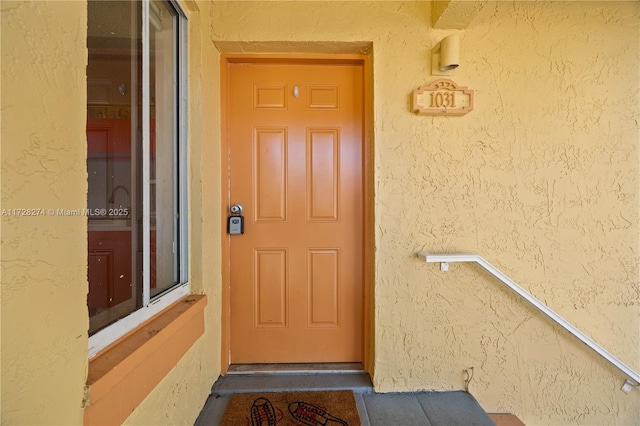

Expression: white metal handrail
xmin=417 ymin=252 xmax=640 ymax=391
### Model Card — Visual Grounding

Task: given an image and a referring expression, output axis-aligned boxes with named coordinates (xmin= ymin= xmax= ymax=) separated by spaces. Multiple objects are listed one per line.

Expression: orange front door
xmin=227 ymin=60 xmax=364 ymax=363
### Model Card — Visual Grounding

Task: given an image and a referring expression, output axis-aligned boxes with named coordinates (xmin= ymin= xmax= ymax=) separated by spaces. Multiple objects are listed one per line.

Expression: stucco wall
xmin=1 ymin=1 xmax=88 ymax=424
xmin=210 ymin=1 xmax=640 ymax=424
xmin=2 ymin=1 xmax=222 ymax=424
xmin=2 ymin=1 xmax=638 ymax=425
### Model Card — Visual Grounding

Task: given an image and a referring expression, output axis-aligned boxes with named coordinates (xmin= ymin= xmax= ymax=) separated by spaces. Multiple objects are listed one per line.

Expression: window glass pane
xmin=87 ymin=0 xmax=184 ymax=336
xmin=87 ymin=1 xmax=141 ymax=335
xmin=150 ymin=0 xmax=180 ymax=297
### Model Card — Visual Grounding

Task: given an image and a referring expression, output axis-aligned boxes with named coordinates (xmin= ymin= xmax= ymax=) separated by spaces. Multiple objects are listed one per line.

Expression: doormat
xmin=219 ymin=390 xmax=362 ymax=426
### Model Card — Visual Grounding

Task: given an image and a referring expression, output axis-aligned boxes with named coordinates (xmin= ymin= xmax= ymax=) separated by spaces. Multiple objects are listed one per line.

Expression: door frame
xmin=220 ymin=53 xmax=373 ymax=374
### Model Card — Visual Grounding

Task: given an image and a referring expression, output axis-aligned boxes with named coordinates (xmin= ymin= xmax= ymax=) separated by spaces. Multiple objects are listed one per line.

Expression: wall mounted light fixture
xmin=432 ymin=34 xmax=460 ymax=76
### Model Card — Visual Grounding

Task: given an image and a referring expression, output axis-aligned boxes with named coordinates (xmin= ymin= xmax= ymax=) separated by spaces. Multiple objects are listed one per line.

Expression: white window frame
xmin=88 ymin=0 xmax=189 ymax=359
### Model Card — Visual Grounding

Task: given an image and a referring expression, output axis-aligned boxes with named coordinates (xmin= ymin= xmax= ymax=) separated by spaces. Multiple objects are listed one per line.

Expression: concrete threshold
xmin=213 ymin=371 xmax=374 ymax=394
xmin=226 ymin=362 xmax=365 ymax=375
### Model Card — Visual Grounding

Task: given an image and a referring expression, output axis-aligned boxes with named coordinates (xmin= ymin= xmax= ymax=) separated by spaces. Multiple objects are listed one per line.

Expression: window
xmin=87 ymin=0 xmax=188 ymax=356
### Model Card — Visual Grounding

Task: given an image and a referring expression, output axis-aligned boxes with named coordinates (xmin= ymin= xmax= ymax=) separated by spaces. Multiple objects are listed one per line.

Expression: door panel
xmin=307 ymin=249 xmax=340 ymax=327
xmin=228 ymin=62 xmax=364 ymax=363
xmin=254 ymin=128 xmax=288 ymax=221
xmin=307 ymin=129 xmax=339 ymax=221
xmin=254 ymin=248 xmax=288 ymax=327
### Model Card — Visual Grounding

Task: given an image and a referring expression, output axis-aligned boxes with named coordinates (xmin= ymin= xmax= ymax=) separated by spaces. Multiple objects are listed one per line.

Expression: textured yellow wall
xmin=211 ymin=1 xmax=640 ymax=424
xmin=2 ymin=1 xmax=638 ymax=425
xmin=1 ymin=1 xmax=222 ymax=424
xmin=1 ymin=1 xmax=88 ymax=424
xmin=121 ymin=1 xmax=223 ymax=424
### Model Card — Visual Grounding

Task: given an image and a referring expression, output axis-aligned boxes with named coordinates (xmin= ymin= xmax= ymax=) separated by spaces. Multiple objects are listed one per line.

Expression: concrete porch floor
xmin=194 ymin=367 xmax=507 ymax=426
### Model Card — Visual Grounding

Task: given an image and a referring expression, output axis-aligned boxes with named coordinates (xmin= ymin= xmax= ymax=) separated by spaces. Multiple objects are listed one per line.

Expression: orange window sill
xmin=84 ymin=295 xmax=207 ymax=426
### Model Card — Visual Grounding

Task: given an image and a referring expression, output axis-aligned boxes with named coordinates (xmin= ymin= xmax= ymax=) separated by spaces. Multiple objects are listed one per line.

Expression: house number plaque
xmin=412 ymin=79 xmax=474 ymax=116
